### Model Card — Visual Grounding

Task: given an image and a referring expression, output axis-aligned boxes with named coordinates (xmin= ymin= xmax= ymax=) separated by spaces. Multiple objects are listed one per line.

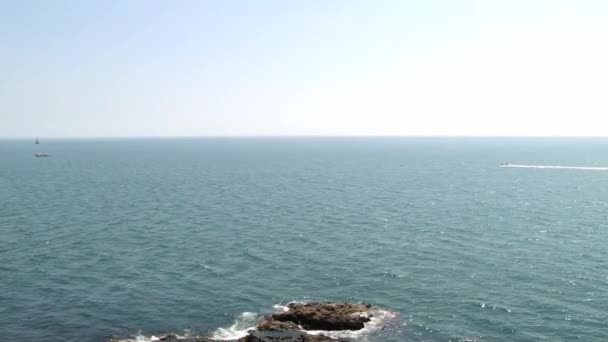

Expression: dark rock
xmin=239 ymin=330 xmax=347 ymax=342
xmin=269 ymin=302 xmax=372 ymax=331
xmin=257 ymin=319 xmax=301 ymax=331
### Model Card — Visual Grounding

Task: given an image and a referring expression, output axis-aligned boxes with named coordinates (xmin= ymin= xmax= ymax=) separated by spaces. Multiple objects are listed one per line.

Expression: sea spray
xmin=211 ymin=312 xmax=258 ymax=340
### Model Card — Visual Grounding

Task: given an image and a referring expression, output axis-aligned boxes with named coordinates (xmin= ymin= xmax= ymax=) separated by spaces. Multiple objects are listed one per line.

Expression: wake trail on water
xmin=500 ymin=164 xmax=608 ymax=171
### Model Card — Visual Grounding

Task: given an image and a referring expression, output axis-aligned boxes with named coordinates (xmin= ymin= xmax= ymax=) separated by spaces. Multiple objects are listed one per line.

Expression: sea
xmin=1 ymin=137 xmax=607 ymax=342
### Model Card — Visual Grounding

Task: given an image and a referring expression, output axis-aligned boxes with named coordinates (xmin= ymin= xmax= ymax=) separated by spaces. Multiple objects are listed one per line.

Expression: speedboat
xmin=35 ymin=153 xmax=49 ymax=158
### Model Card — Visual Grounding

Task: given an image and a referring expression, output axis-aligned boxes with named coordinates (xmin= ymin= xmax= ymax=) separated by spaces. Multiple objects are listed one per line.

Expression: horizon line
xmin=3 ymin=134 xmax=608 ymax=140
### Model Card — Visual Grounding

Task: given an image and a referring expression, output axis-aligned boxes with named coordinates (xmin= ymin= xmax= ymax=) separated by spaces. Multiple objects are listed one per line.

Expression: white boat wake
xmin=500 ymin=164 xmax=608 ymax=171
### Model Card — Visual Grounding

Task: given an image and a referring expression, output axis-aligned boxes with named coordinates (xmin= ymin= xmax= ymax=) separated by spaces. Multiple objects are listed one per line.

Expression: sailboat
xmin=34 ymin=136 xmax=49 ymax=157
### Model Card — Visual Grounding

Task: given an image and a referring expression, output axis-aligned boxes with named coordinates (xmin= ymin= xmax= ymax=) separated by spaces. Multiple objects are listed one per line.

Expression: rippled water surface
xmin=2 ymin=138 xmax=608 ymax=341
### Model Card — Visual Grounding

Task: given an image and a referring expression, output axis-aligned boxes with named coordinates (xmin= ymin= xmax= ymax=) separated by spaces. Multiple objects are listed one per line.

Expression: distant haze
xmin=2 ymin=0 xmax=608 ymax=138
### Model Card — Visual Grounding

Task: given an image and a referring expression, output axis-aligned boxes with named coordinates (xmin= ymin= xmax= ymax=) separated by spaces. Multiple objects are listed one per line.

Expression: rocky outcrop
xmin=239 ymin=330 xmax=347 ymax=342
xmin=110 ymin=302 xmax=373 ymax=342
xmin=266 ymin=302 xmax=372 ymax=331
xmin=245 ymin=302 xmax=371 ymax=341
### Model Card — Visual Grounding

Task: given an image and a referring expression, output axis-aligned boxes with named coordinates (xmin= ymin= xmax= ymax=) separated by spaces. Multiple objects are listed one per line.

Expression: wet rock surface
xmin=110 ymin=302 xmax=372 ymax=342
xmin=268 ymin=302 xmax=372 ymax=331
xmin=239 ymin=330 xmax=347 ymax=342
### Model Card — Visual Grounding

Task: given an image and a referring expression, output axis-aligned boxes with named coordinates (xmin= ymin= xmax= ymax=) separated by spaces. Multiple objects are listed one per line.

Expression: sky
xmin=1 ymin=0 xmax=608 ymax=137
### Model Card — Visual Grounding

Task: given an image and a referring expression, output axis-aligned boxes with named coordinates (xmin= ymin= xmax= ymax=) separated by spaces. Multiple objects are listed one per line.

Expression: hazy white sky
xmin=1 ymin=0 xmax=608 ymax=137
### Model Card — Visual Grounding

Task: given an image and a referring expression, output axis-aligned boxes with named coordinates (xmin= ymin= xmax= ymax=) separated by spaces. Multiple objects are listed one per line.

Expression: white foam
xmin=211 ymin=311 xmax=258 ymax=340
xmin=500 ymin=164 xmax=608 ymax=170
xmin=273 ymin=304 xmax=290 ymax=312
xmin=113 ymin=332 xmax=184 ymax=342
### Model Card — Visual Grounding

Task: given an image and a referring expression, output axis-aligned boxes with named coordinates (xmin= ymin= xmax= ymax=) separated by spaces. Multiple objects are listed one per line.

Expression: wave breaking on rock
xmin=111 ymin=302 xmax=395 ymax=342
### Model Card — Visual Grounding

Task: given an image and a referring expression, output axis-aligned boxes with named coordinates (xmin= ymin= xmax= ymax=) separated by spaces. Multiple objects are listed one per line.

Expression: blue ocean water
xmin=1 ymin=137 xmax=608 ymax=342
